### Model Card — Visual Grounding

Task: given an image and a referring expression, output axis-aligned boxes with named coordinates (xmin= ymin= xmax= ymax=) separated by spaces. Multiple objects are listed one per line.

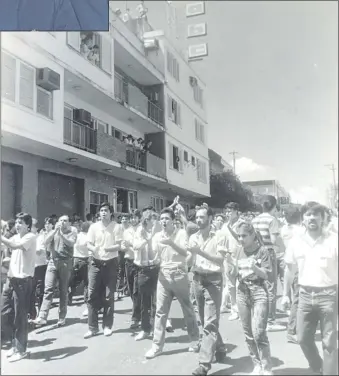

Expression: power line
xmin=229 ymin=151 xmax=239 ymax=174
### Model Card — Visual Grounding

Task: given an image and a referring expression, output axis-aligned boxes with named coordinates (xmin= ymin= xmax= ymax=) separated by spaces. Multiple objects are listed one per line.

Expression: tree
xmin=201 ymin=170 xmax=255 ymax=211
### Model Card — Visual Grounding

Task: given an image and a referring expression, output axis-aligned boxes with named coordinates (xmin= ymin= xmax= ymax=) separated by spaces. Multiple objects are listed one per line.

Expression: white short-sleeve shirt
xmin=285 ymin=231 xmax=338 ymax=288
xmin=87 ymin=221 xmax=119 ymax=260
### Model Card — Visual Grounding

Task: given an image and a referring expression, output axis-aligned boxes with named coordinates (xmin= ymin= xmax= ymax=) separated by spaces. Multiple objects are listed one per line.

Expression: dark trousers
xmin=193 ymin=271 xmax=224 ymax=369
xmin=297 ymin=285 xmax=338 ymax=375
xmin=29 ymin=265 xmax=47 ymax=320
xmin=68 ymin=257 xmax=89 ymax=304
xmin=276 ymin=254 xmax=285 ymax=287
xmin=1 ymin=277 xmax=32 ymax=353
xmin=237 ymin=282 xmax=272 ymax=371
xmin=87 ymin=257 xmax=118 ymax=331
xmin=125 ymin=259 xmax=141 ymax=322
xmin=287 ymin=273 xmax=299 ymax=335
xmin=138 ymin=265 xmax=159 ymax=333
xmin=117 ymin=251 xmax=126 ymax=291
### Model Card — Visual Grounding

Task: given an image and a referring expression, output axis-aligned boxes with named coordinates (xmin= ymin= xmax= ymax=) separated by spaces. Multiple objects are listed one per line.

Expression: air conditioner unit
xmin=186 ymin=1 xmax=205 ymax=17
xmin=189 ymin=76 xmax=198 ymax=87
xmin=36 ymin=68 xmax=60 ymax=91
xmin=188 ymin=43 xmax=208 ymax=60
xmin=187 ymin=23 xmax=207 ymax=38
xmin=73 ymin=109 xmax=91 ymax=125
xmin=144 ymin=38 xmax=159 ymax=50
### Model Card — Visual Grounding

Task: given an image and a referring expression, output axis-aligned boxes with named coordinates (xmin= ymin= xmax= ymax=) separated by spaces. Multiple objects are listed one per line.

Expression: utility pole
xmin=229 ymin=151 xmax=238 ymax=174
xmin=325 ymin=164 xmax=338 ymax=208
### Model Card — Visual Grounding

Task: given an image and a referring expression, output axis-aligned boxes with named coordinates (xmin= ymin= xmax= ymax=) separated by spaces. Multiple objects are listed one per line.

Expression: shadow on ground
xmin=29 ymin=346 xmax=87 ymax=362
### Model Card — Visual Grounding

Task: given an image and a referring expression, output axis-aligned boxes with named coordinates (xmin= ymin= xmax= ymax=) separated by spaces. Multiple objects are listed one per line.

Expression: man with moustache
xmin=282 ymin=202 xmax=338 ymax=375
xmin=188 ymin=206 xmax=228 ymax=376
xmin=145 ymin=208 xmax=199 ymax=359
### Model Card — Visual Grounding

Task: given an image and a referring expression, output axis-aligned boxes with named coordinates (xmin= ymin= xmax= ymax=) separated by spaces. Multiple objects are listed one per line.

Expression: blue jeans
xmin=237 ymin=281 xmax=272 ymax=371
xmin=297 ymin=285 xmax=338 ymax=375
xmin=265 ymin=249 xmax=277 ymax=325
xmin=193 ymin=271 xmax=224 ymax=369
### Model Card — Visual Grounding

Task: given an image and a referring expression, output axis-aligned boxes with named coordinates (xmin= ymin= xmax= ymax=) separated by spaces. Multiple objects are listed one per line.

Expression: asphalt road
xmin=1 ymin=294 xmax=323 ymax=375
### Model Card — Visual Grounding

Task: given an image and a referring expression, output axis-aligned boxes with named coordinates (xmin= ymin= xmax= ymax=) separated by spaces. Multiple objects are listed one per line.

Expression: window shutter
xmin=177 ymin=102 xmax=181 ymax=126
xmin=1 ymin=52 xmax=16 ymax=102
xmin=195 ymin=119 xmax=199 ymax=139
xmin=200 ymin=123 xmax=205 ymax=143
xmin=179 ymin=148 xmax=183 ymax=172
xmin=67 ymin=32 xmax=80 ymax=51
xmin=19 ymin=63 xmax=34 ymax=109
xmin=100 ymin=34 xmax=112 ymax=74
xmin=37 ymin=87 xmax=52 ymax=118
xmin=168 ymin=142 xmax=174 ymax=169
xmin=167 ymin=94 xmax=172 ymax=120
xmin=176 ymin=60 xmax=180 ymax=81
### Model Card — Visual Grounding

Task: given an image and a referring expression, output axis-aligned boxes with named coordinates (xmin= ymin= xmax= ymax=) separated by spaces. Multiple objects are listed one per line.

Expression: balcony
xmin=114 ymin=73 xmax=164 ymax=128
xmin=64 ymin=118 xmax=97 ymax=153
xmin=63 ymin=119 xmax=166 ymax=180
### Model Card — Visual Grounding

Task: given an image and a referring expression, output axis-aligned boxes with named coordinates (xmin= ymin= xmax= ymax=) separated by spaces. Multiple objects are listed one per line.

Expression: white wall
xmin=165 ymin=134 xmax=210 ymax=197
xmin=2 ymin=34 xmax=64 ymax=145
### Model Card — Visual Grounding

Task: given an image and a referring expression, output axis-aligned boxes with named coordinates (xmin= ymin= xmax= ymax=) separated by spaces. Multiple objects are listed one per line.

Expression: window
xmin=19 ymin=62 xmax=34 ymax=109
xmin=152 ymin=196 xmax=165 ymax=213
xmin=191 ymin=156 xmax=196 ymax=166
xmin=89 ymin=191 xmax=109 ymax=215
xmin=167 ymin=95 xmax=181 ymax=126
xmin=195 ymin=119 xmax=205 ymax=144
xmin=184 ymin=150 xmax=188 ymax=162
xmin=1 ymin=51 xmax=16 ymax=102
xmin=166 ymin=50 xmax=180 ymax=81
xmin=37 ymin=87 xmax=53 ymax=119
xmin=94 ymin=118 xmax=109 ymax=134
xmin=197 ymin=159 xmax=207 ymax=183
xmin=169 ymin=142 xmax=183 ymax=172
xmin=111 ymin=126 xmax=122 ymax=140
xmin=128 ymin=191 xmax=138 ymax=212
xmin=193 ymin=84 xmax=203 ymax=107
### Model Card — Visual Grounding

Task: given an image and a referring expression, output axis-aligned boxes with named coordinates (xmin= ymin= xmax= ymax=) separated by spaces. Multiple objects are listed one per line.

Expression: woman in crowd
xmin=227 ymin=222 xmax=273 ymax=375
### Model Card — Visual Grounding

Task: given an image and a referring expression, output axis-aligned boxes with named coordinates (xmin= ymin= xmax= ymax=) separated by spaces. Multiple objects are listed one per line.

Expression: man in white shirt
xmin=85 ymin=202 xmax=120 ymax=339
xmin=221 ymin=202 xmax=243 ymax=320
xmin=188 ymin=207 xmax=228 ymax=376
xmin=282 ymin=202 xmax=338 ymax=375
xmin=1 ymin=213 xmax=36 ymax=362
xmin=145 ymin=208 xmax=199 ymax=359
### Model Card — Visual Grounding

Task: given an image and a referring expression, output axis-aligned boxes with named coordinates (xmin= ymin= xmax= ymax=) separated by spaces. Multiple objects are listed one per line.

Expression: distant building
xmin=209 ymin=149 xmax=233 ymax=175
xmin=243 ymin=179 xmax=291 ymax=208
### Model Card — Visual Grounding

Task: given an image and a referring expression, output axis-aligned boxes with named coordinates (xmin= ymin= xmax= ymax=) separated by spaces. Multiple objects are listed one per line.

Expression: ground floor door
xmin=1 ymin=162 xmax=22 ymax=220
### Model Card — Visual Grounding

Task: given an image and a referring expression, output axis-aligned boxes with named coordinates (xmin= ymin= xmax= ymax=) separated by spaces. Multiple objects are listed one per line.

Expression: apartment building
xmin=1 ymin=9 xmax=209 ymax=224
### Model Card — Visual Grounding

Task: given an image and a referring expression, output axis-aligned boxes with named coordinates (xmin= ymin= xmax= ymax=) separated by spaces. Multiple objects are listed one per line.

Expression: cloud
xmin=229 ymin=157 xmax=271 ymax=181
xmin=289 ymin=186 xmax=326 ymax=205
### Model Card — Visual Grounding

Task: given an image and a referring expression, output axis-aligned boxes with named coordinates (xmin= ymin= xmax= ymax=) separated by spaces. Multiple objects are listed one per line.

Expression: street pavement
xmin=2 ymin=294 xmax=323 ymax=375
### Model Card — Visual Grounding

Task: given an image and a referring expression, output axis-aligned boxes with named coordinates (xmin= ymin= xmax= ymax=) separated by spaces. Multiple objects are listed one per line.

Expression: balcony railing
xmin=126 ymin=146 xmax=146 ymax=171
xmin=114 ymin=73 xmax=164 ymax=127
xmin=64 ymin=118 xmax=97 ymax=153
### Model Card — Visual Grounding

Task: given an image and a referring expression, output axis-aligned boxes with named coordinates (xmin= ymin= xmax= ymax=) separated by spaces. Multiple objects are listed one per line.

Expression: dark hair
xmin=300 ymin=201 xmax=325 ymax=219
xmin=81 ymin=221 xmax=91 ymax=233
xmin=99 ymin=202 xmax=114 ymax=213
xmin=261 ymin=195 xmax=277 ymax=212
xmin=86 ymin=213 xmax=93 ymax=221
xmin=7 ymin=219 xmax=16 ymax=231
xmin=15 ymin=212 xmax=33 ymax=231
xmin=285 ymin=208 xmax=301 ymax=225
xmin=131 ymin=209 xmax=142 ymax=219
xmin=121 ymin=213 xmax=131 ymax=220
xmin=225 ymin=202 xmax=239 ymax=211
xmin=142 ymin=206 xmax=155 ymax=213
xmin=237 ymin=221 xmax=264 ymax=246
xmin=196 ymin=206 xmax=213 ymax=217
xmin=187 ymin=209 xmax=196 ymax=222
xmin=160 ymin=208 xmax=175 ymax=220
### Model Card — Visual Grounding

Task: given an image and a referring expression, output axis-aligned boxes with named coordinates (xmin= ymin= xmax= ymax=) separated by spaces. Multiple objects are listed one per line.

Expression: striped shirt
xmin=252 ymin=213 xmax=280 ymax=250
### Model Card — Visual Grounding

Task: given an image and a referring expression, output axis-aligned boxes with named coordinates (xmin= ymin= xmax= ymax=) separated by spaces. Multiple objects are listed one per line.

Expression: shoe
xmin=220 ymin=307 xmax=231 ymax=314
xmin=192 ymin=365 xmax=209 ymax=376
xmin=103 ymin=327 xmax=113 ymax=336
xmin=135 ymin=331 xmax=150 ymax=341
xmin=82 ymin=309 xmax=88 ymax=317
xmin=262 ymin=371 xmax=273 ymax=375
xmin=84 ymin=329 xmax=99 ymax=339
xmin=57 ymin=319 xmax=66 ymax=327
xmin=166 ymin=319 xmax=174 ymax=332
xmin=130 ymin=321 xmax=140 ymax=330
xmin=8 ymin=352 xmax=28 ymax=362
xmin=33 ymin=317 xmax=47 ymax=326
xmin=145 ymin=347 xmax=163 ymax=359
xmin=215 ymin=350 xmax=227 ymax=363
xmin=250 ymin=364 xmax=263 ymax=375
xmin=188 ymin=343 xmax=200 ymax=353
xmin=6 ymin=348 xmax=16 ymax=358
xmin=228 ymin=312 xmax=239 ymax=321
xmin=267 ymin=323 xmax=285 ymax=332
xmin=287 ymin=334 xmax=298 ymax=344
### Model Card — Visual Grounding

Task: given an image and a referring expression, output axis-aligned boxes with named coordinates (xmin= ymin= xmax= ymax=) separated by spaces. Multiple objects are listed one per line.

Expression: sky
xmin=113 ymin=1 xmax=338 ymax=205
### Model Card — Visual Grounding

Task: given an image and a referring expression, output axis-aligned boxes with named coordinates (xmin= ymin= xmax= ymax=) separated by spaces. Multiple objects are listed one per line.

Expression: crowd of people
xmin=1 ymin=195 xmax=337 ymax=376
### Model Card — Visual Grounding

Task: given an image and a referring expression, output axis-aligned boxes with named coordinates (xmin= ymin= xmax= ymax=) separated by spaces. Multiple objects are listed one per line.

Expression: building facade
xmin=209 ymin=149 xmax=233 ymax=175
xmin=243 ymin=180 xmax=291 ymax=208
xmin=1 ymin=9 xmax=210 ymax=224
